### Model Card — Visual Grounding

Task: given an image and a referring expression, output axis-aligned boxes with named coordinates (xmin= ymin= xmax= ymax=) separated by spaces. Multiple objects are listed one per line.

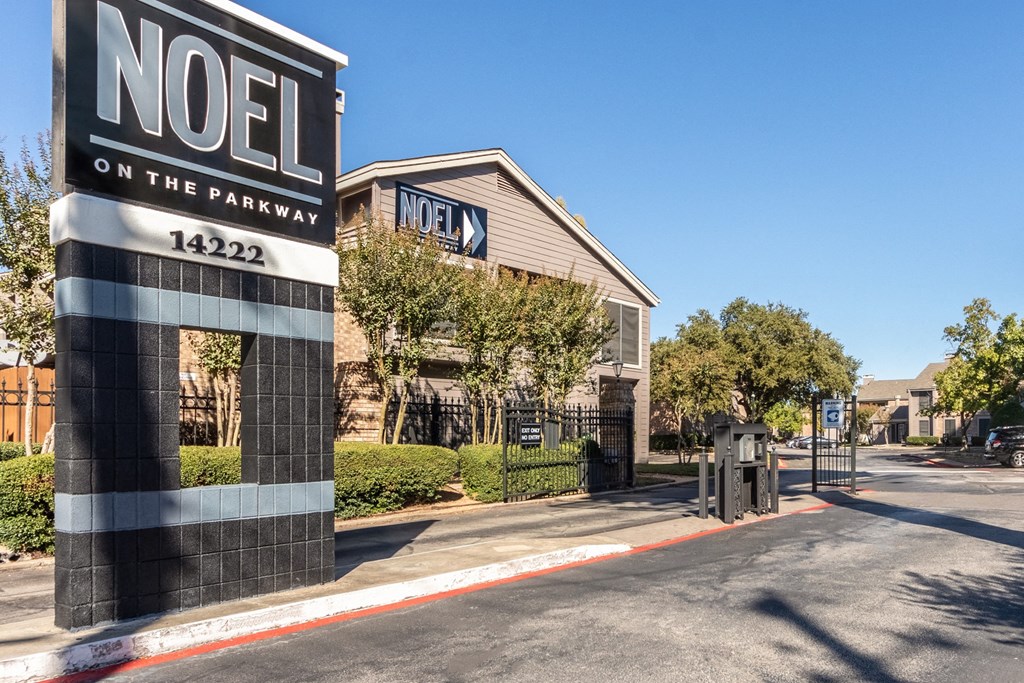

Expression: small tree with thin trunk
xmin=764 ymin=401 xmax=805 ymax=441
xmin=187 ymin=331 xmax=241 ymax=447
xmin=452 ymin=265 xmax=530 ymax=444
xmin=651 ymin=310 xmax=735 ymax=463
xmin=336 ymin=212 xmax=462 ymax=443
xmin=521 ymin=270 xmax=615 ymax=408
xmin=0 ymin=134 xmax=58 ymax=456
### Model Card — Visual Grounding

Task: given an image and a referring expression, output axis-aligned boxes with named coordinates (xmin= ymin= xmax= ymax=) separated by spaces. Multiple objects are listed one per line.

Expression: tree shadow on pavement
xmin=827 ymin=497 xmax=1024 ymax=551
xmin=753 ymin=590 xmax=957 ymax=683
xmin=894 ymin=559 xmax=1024 ymax=648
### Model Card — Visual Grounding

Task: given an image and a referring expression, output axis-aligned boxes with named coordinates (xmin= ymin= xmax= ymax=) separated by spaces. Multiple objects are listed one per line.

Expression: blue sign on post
xmin=822 ymin=399 xmax=845 ymax=429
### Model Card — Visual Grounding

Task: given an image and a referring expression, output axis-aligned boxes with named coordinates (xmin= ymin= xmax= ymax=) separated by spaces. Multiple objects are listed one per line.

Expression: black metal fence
xmin=501 ymin=402 xmax=634 ymax=502
xmin=811 ymin=395 xmax=857 ymax=494
xmin=179 ymin=388 xmax=238 ymax=446
xmin=0 ymin=377 xmax=55 ymax=444
xmin=384 ymin=395 xmax=499 ymax=450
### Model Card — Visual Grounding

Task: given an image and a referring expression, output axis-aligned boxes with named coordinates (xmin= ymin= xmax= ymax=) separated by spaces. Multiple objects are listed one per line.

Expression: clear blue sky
xmin=2 ymin=0 xmax=1021 ymax=381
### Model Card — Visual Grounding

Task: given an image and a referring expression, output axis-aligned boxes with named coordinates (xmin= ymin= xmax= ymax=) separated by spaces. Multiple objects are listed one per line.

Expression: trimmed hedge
xmin=458 ymin=444 xmax=582 ymax=503
xmin=905 ymin=436 xmax=940 ymax=446
xmin=458 ymin=445 xmax=504 ymax=502
xmin=0 ymin=442 xmax=42 ymax=463
xmin=0 ymin=454 xmax=55 ymax=554
xmin=180 ymin=446 xmax=242 ymax=487
xmin=333 ymin=443 xmax=458 ymax=519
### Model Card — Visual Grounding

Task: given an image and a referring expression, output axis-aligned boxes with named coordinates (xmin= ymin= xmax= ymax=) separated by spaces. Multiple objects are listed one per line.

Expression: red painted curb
xmin=43 ymin=500 xmax=834 ymax=683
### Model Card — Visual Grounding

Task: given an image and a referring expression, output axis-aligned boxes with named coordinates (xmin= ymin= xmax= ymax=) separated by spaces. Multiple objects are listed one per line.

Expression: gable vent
xmin=497 ymin=171 xmax=529 ymax=200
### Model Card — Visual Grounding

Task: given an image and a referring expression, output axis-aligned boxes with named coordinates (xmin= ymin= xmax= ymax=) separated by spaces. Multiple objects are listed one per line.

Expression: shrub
xmin=0 ymin=454 xmax=55 ymax=553
xmin=333 ymin=442 xmax=458 ymax=519
xmin=649 ymin=434 xmax=679 ymax=451
xmin=905 ymin=436 xmax=940 ymax=446
xmin=0 ymin=442 xmax=42 ymax=462
xmin=458 ymin=445 xmax=503 ymax=502
xmin=180 ymin=446 xmax=242 ymax=487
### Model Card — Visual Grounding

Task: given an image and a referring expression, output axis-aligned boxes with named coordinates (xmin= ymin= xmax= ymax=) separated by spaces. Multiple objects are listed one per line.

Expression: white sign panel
xmin=822 ymin=399 xmax=845 ymax=429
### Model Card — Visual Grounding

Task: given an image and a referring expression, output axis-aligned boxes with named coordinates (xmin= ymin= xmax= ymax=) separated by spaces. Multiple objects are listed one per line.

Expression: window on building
xmin=601 ymin=301 xmax=641 ymax=367
xmin=341 ymin=189 xmax=372 ymax=227
xmin=919 ymin=419 xmax=932 ymax=437
xmin=918 ymin=392 xmax=933 ymax=411
xmin=944 ymin=418 xmax=956 ymax=436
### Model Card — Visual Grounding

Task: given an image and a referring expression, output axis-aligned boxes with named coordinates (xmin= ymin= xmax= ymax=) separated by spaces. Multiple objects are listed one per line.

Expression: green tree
xmin=452 ymin=265 xmax=531 ymax=444
xmin=521 ymin=271 xmax=615 ymax=407
xmin=928 ymin=299 xmax=1024 ymax=436
xmin=720 ymin=298 xmax=859 ymax=422
xmin=187 ymin=331 xmax=241 ymax=447
xmin=0 ymin=134 xmax=58 ymax=456
xmin=764 ymin=401 xmax=805 ymax=439
xmin=336 ymin=212 xmax=463 ymax=443
xmin=993 ymin=313 xmax=1024 ymax=402
xmin=855 ymin=404 xmax=875 ymax=442
xmin=650 ymin=310 xmax=734 ymax=463
xmin=989 ymin=397 xmax=1024 ymax=428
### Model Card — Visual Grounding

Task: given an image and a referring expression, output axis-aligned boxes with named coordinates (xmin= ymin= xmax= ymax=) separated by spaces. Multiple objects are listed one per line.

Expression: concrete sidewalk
xmin=0 ymin=479 xmax=831 ymax=683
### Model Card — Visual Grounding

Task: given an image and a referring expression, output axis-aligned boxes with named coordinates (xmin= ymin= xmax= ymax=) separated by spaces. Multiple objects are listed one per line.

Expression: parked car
xmin=984 ymin=426 xmax=1024 ymax=468
xmin=799 ymin=436 xmax=839 ymax=449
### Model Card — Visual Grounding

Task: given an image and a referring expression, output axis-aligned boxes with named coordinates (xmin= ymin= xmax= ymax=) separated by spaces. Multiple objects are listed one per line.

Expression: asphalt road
xmin=105 ymin=450 xmax=1024 ymax=682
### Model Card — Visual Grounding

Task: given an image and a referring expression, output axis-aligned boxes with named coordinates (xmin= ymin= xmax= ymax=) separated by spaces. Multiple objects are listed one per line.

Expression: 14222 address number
xmin=170 ymin=231 xmax=265 ymax=266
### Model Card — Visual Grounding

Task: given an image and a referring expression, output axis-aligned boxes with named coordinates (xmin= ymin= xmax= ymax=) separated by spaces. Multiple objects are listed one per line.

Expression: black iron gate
xmin=501 ymin=402 xmax=634 ymax=502
xmin=811 ymin=394 xmax=857 ymax=493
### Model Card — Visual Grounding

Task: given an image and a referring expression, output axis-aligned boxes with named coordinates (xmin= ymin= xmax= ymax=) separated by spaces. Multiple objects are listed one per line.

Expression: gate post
xmin=770 ymin=445 xmax=779 ymax=514
xmin=501 ymin=404 xmax=509 ymax=503
xmin=850 ymin=394 xmax=858 ymax=495
xmin=698 ymin=449 xmax=709 ymax=519
xmin=811 ymin=394 xmax=819 ymax=493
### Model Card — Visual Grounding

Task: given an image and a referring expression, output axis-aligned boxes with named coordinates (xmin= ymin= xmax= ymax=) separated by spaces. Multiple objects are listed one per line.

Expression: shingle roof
xmin=910 ymin=361 xmax=949 ymax=390
xmin=857 ymin=379 xmax=911 ymax=402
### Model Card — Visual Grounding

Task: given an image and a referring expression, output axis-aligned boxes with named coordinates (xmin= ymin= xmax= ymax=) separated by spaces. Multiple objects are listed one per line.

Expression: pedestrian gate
xmin=811 ymin=394 xmax=858 ymax=494
xmin=501 ymin=403 xmax=634 ymax=502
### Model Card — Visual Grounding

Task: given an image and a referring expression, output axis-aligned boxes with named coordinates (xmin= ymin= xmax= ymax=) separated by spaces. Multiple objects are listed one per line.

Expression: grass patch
xmin=636 ymin=463 xmax=701 ymax=477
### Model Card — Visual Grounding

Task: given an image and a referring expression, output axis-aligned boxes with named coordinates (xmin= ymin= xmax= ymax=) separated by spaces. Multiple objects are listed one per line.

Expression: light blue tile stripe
xmin=54 ymin=481 xmax=334 ymax=533
xmin=56 ymin=278 xmax=333 ymax=343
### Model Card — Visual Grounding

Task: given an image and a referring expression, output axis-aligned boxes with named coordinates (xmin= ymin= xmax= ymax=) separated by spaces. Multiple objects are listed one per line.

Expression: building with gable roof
xmin=333 ymin=149 xmax=660 ymax=460
xmin=857 ymin=359 xmax=992 ymax=444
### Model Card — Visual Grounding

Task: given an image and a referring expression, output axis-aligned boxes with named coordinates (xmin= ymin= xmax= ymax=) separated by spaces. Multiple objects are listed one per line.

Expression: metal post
xmin=501 ymin=404 xmax=509 ymax=503
xmin=698 ymin=449 xmax=708 ymax=519
xmin=850 ymin=394 xmax=858 ymax=495
xmin=722 ymin=445 xmax=734 ymax=524
xmin=622 ymin=409 xmax=630 ymax=489
xmin=811 ymin=394 xmax=819 ymax=493
xmin=770 ymin=445 xmax=779 ymax=514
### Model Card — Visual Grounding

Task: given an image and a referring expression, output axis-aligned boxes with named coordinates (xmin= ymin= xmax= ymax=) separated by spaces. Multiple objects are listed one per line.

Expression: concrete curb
xmin=0 ymin=544 xmax=629 ymax=683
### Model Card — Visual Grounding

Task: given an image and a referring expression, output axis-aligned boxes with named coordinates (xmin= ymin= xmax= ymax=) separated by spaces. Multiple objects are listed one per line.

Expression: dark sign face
xmin=395 ymin=183 xmax=487 ymax=258
xmin=55 ymin=0 xmax=337 ymax=244
xmin=520 ymin=422 xmax=542 ymax=448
